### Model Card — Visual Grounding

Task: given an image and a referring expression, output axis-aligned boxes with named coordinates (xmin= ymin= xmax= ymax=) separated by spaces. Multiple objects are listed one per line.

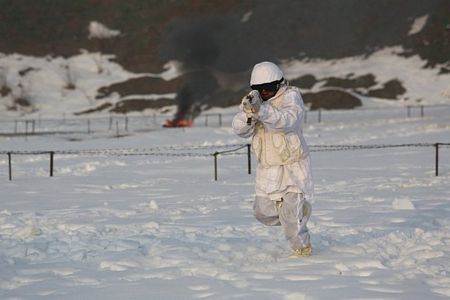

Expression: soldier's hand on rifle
xmin=241 ymin=90 xmax=262 ymax=121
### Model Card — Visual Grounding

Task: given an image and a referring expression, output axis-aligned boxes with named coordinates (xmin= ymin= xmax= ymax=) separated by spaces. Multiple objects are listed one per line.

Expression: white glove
xmin=240 ymin=90 xmax=262 ymax=115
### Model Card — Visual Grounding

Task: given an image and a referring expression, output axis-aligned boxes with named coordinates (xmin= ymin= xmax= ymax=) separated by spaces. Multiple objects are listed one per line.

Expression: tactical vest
xmin=251 ymin=88 xmax=304 ymax=167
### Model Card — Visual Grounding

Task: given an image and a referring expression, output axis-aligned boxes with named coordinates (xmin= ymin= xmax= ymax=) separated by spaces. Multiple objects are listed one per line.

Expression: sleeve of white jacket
xmin=232 ymin=111 xmax=255 ymax=138
xmin=257 ymin=90 xmax=304 ymax=133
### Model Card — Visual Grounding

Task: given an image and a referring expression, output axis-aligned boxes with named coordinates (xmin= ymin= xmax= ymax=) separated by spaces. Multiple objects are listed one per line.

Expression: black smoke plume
xmin=160 ymin=17 xmax=223 ymax=122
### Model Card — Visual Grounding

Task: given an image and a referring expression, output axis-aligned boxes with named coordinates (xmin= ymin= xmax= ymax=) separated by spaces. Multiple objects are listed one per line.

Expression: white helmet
xmin=250 ymin=61 xmax=284 ymax=86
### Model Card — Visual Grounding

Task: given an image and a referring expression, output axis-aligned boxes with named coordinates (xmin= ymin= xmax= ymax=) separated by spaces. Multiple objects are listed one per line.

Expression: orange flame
xmin=163 ymin=119 xmax=193 ymax=128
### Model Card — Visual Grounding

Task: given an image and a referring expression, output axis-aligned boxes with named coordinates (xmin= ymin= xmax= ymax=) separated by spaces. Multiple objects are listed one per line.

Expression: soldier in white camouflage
xmin=232 ymin=61 xmax=314 ymax=256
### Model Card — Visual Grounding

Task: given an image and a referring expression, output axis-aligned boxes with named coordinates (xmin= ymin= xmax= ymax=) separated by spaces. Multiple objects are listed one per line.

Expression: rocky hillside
xmin=1 ymin=0 xmax=449 ymax=117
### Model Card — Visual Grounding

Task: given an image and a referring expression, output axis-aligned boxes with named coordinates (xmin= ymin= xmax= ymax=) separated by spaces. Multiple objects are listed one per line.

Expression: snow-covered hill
xmin=1 ymin=47 xmax=449 ymax=119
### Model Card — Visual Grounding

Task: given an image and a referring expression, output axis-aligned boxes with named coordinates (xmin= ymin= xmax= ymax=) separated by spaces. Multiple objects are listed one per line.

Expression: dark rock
xmin=439 ymin=66 xmax=450 ymax=74
xmin=14 ymin=97 xmax=32 ymax=107
xmin=74 ymin=103 xmax=112 ymax=115
xmin=18 ymin=67 xmax=38 ymax=76
xmin=1 ymin=86 xmax=11 ymax=97
xmin=365 ymin=79 xmax=406 ymax=99
xmin=289 ymin=75 xmax=318 ymax=89
xmin=7 ymin=96 xmax=34 ymax=112
xmin=302 ymin=89 xmax=362 ymax=110
xmin=322 ymin=74 xmax=377 ymax=89
xmin=96 ymin=76 xmax=184 ymax=99
xmin=110 ymin=98 xmax=175 ymax=114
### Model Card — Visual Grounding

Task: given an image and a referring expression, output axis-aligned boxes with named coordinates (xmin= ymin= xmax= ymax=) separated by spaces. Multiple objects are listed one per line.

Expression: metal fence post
xmin=214 ymin=152 xmax=218 ymax=181
xmin=8 ymin=152 xmax=12 ymax=181
xmin=435 ymin=143 xmax=440 ymax=176
xmin=247 ymin=144 xmax=251 ymax=174
xmin=218 ymin=113 xmax=222 ymax=127
xmin=318 ymin=109 xmax=322 ymax=123
xmin=50 ymin=151 xmax=54 ymax=177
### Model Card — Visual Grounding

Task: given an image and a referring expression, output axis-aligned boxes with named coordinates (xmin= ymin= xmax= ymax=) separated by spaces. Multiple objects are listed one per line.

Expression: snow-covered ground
xmin=1 ymin=105 xmax=450 ymax=299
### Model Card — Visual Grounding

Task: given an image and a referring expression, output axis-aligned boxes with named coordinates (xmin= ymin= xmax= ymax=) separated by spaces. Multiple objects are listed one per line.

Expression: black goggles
xmin=250 ymin=78 xmax=283 ymax=93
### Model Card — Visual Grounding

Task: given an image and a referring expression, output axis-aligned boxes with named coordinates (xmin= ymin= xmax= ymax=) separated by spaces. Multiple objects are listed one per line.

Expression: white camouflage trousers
xmin=253 ymin=192 xmax=311 ymax=250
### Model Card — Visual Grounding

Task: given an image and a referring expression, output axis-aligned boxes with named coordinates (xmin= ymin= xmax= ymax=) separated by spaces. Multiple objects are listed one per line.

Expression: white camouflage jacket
xmin=232 ymin=86 xmax=314 ymax=201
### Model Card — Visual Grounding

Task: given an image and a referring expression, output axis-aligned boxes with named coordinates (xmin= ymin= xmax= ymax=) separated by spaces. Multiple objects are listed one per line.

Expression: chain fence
xmin=1 ymin=104 xmax=450 ymax=137
xmin=2 ymin=142 xmax=449 ymax=181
